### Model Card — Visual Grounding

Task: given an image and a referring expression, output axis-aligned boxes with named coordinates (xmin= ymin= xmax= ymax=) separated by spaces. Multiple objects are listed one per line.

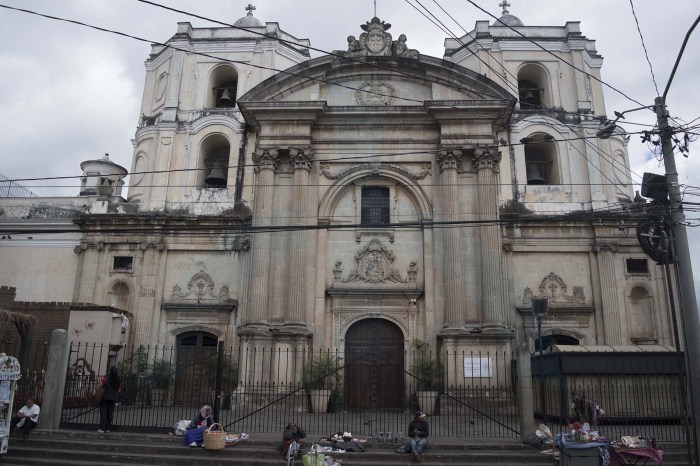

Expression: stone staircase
xmin=0 ymin=430 xmax=691 ymax=465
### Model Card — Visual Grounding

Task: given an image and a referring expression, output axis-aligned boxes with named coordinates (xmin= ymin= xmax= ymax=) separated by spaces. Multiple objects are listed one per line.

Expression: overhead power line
xmin=628 ymin=0 xmax=660 ymax=96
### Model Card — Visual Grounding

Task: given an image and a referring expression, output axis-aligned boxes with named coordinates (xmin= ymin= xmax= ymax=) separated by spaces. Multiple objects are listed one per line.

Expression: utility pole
xmin=655 ymin=94 xmax=700 ymax=462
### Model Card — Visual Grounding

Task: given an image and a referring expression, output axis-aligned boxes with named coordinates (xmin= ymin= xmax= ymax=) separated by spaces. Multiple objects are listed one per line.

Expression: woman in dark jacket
xmin=98 ymin=366 xmax=121 ymax=433
xmin=280 ymin=422 xmax=306 ymax=455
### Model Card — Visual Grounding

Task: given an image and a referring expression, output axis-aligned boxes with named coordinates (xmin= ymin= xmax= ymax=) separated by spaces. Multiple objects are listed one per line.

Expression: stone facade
xmin=0 ymin=9 xmax=672 ymax=395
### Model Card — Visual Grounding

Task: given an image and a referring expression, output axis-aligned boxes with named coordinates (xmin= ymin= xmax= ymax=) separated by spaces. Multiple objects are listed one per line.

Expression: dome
xmin=233 ymin=14 xmax=263 ymax=28
xmin=233 ymin=5 xmax=263 ymax=28
xmin=493 ymin=13 xmax=524 ymax=27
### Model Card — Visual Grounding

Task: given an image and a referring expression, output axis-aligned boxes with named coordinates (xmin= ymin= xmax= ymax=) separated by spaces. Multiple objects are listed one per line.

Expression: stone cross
xmin=245 ymin=3 xmax=255 ymax=16
xmin=499 ymin=1 xmax=511 ymax=14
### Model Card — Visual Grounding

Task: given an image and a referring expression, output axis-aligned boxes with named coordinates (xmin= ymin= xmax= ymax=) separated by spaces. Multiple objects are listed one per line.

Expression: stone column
xmin=596 ymin=243 xmax=623 ymax=345
xmin=474 ymin=148 xmax=507 ymax=328
xmin=247 ymin=148 xmax=278 ymax=325
xmin=437 ymin=149 xmax=464 ymax=327
xmin=286 ymin=148 xmax=314 ymax=323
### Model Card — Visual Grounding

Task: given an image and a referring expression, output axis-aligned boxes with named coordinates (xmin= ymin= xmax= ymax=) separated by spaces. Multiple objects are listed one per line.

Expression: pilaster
xmin=134 ymin=240 xmax=164 ymax=344
xmin=286 ymin=147 xmax=314 ymax=324
xmin=474 ymin=147 xmax=508 ymax=329
xmin=596 ymin=242 xmax=623 ymax=345
xmin=437 ymin=149 xmax=464 ymax=327
xmin=247 ymin=148 xmax=279 ymax=325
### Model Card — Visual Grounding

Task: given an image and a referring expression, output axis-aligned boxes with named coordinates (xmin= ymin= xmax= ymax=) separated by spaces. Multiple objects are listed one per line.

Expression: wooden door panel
xmin=344 ymin=319 xmax=404 ymax=409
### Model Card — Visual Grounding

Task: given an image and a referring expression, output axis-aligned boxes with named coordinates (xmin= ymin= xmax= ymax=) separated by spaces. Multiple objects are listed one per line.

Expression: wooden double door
xmin=344 ymin=319 xmax=405 ymax=410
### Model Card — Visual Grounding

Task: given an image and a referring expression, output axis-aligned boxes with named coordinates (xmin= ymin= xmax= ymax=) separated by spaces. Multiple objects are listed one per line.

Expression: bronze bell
xmin=205 ymin=166 xmax=227 ymax=187
xmin=217 ymin=88 xmax=234 ymax=107
xmin=526 ymin=162 xmax=547 ymax=185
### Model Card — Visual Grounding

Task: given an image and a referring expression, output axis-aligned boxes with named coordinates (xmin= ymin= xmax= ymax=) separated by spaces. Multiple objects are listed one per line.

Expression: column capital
xmin=253 ymin=148 xmax=279 ymax=173
xmin=437 ymin=149 xmax=462 ymax=172
xmin=595 ymin=242 xmax=619 ymax=253
xmin=289 ymin=147 xmax=314 ymax=172
xmin=473 ymin=147 xmax=502 ymax=172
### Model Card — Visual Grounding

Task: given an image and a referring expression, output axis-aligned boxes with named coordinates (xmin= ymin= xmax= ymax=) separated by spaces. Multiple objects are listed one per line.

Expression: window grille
xmin=113 ymin=256 xmax=133 ymax=272
xmin=361 ymin=187 xmax=390 ymax=225
xmin=626 ymin=258 xmax=649 ymax=274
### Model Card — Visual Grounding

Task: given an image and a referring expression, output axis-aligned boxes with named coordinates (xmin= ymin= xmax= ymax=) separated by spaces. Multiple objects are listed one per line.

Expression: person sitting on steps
xmin=11 ymin=398 xmax=40 ymax=439
xmin=406 ymin=411 xmax=429 ymax=462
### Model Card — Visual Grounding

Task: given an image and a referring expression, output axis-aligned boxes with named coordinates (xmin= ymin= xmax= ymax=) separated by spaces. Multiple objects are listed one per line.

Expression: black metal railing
xmin=0 ymin=339 xmax=48 ymax=407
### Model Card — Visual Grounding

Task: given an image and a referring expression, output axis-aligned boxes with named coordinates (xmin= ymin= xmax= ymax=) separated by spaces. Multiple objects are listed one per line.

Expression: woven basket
xmin=203 ymin=423 xmax=227 ymax=450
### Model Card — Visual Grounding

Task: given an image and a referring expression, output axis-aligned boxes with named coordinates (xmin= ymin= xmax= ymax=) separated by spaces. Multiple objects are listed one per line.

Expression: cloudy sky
xmin=1 ymin=0 xmax=699 ymax=297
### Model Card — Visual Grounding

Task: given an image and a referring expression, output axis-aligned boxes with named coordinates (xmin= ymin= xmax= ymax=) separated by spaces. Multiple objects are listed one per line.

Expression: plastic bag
xmin=174 ymin=420 xmax=190 ymax=436
xmin=302 ymin=453 xmax=326 ymax=466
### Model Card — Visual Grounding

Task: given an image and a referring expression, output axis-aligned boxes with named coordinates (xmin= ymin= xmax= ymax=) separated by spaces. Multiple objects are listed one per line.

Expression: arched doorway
xmin=344 ymin=318 xmax=404 ymax=410
xmin=175 ymin=331 xmax=218 ymax=405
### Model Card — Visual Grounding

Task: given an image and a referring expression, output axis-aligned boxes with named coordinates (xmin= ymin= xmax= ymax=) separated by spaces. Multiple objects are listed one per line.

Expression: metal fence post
xmin=213 ymin=341 xmax=224 ymax=422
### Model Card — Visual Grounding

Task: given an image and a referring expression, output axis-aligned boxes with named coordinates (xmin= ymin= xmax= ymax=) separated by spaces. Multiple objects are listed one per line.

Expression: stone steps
xmin=0 ymin=430 xmax=690 ymax=465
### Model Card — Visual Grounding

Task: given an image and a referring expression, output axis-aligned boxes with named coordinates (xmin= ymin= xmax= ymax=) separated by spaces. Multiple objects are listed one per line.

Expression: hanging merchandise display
xmin=0 ymin=354 xmax=22 ymax=456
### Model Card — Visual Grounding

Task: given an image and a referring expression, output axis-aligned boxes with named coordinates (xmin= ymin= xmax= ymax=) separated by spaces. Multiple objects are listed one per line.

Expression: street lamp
xmin=533 ymin=296 xmax=549 ymax=425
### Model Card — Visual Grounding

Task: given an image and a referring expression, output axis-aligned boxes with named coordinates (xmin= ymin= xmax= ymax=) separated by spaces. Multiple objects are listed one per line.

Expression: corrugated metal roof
xmin=551 ymin=344 xmax=676 ymax=353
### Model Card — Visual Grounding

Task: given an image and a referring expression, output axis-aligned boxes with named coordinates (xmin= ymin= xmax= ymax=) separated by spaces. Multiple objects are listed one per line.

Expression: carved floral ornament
xmin=333 ymin=239 xmax=417 ymax=284
xmin=437 ymin=149 xmax=462 ymax=172
xmin=522 ymin=272 xmax=586 ymax=306
xmin=473 ymin=147 xmax=502 ymax=172
xmin=170 ymin=270 xmax=232 ymax=303
xmin=252 ymin=148 xmax=279 ymax=173
xmin=289 ymin=148 xmax=314 ymax=172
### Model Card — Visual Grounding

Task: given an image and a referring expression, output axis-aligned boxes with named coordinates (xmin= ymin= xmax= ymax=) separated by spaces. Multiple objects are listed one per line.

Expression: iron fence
xmin=58 ymin=343 xmax=519 ymax=438
xmin=0 ymin=339 xmax=48 ymax=407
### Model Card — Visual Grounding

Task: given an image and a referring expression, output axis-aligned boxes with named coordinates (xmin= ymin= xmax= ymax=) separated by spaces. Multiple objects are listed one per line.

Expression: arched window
xmin=522 ymin=133 xmax=559 ymax=185
xmin=629 ymin=286 xmax=655 ymax=343
xmin=199 ymin=134 xmax=231 ymax=188
xmin=107 ymin=282 xmax=130 ymax=311
xmin=207 ymin=65 xmax=238 ymax=108
xmin=517 ymin=64 xmax=550 ymax=110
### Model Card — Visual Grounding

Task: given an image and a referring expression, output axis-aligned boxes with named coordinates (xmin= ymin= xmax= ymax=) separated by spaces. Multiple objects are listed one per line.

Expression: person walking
xmin=407 ymin=411 xmax=429 ymax=462
xmin=98 ymin=366 xmax=121 ymax=433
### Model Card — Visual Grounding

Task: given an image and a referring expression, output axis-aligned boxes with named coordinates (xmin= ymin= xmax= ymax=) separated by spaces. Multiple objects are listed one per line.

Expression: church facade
xmin=0 ymin=6 xmax=671 ymax=394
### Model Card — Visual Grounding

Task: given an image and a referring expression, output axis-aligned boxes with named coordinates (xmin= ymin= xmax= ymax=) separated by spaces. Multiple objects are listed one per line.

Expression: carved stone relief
xmin=522 ymin=272 xmax=586 ymax=305
xmin=319 ymin=162 xmax=431 ymax=180
xmin=338 ymin=17 xmax=420 ymax=58
xmin=170 ymin=270 xmax=232 ymax=302
xmin=356 ymin=81 xmax=396 ymax=106
xmin=340 ymin=239 xmax=408 ymax=283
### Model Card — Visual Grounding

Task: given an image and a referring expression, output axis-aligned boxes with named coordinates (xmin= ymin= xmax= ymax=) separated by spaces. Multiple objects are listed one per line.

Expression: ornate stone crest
xmin=339 ymin=17 xmax=420 ymax=59
xmin=522 ymin=272 xmax=585 ymax=305
xmin=356 ymin=81 xmax=396 ymax=105
xmin=170 ymin=270 xmax=232 ymax=302
xmin=360 ymin=17 xmax=392 ymax=55
xmin=342 ymin=239 xmax=408 ymax=283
